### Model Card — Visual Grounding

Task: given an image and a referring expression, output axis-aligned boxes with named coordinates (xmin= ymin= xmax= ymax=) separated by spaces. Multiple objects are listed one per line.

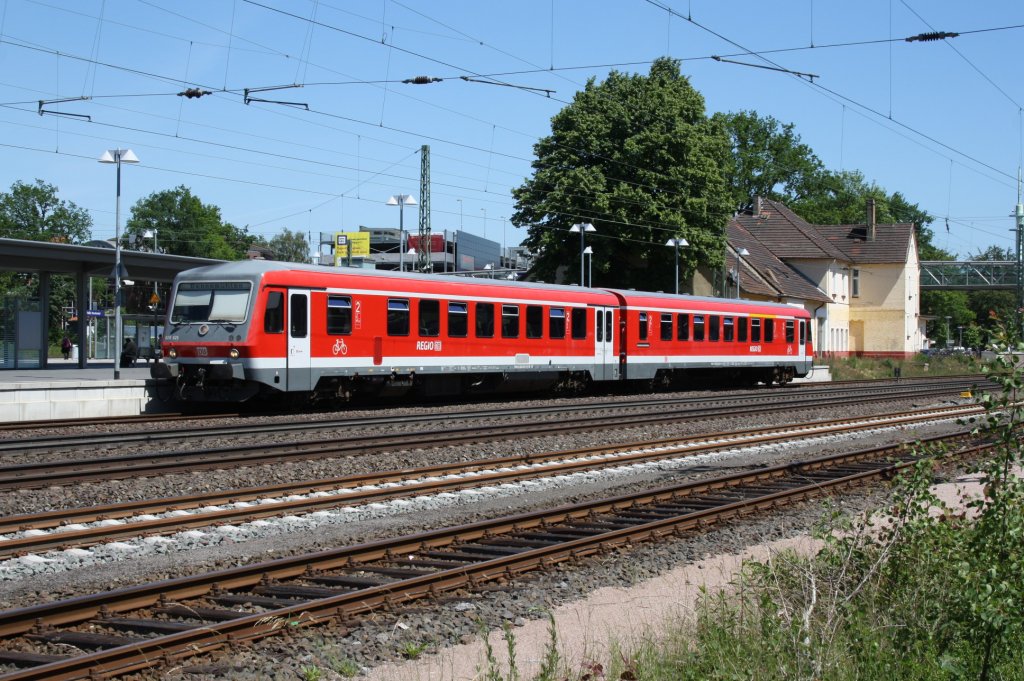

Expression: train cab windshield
xmin=171 ymin=282 xmax=252 ymax=324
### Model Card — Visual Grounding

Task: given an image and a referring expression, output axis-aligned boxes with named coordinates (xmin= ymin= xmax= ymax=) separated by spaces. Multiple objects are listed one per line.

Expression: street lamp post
xmin=957 ymin=325 xmax=963 ymax=349
xmin=387 ymin=194 xmax=417 ymax=272
xmin=665 ymin=237 xmax=688 ymax=295
xmin=735 ymin=247 xmax=750 ymax=298
xmin=144 ymin=229 xmax=159 ymax=297
xmin=945 ymin=316 xmax=952 ymax=347
xmin=99 ymin=148 xmax=139 ymax=380
xmin=583 ymin=245 xmax=593 ymax=288
xmin=569 ymin=222 xmax=596 ymax=286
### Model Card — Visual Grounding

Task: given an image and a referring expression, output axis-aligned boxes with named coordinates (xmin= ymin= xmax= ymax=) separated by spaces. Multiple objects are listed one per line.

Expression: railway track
xmin=0 ymin=431 xmax=988 ymax=680
xmin=0 ymin=377 xmax=981 ymax=454
xmin=0 ymin=381 xmax=980 ymax=490
xmin=0 ymin=403 xmax=982 ymax=559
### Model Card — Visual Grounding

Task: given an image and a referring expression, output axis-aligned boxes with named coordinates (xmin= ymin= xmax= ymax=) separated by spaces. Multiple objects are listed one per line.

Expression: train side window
xmin=606 ymin=310 xmax=613 ymax=342
xmin=264 ymin=291 xmax=284 ymax=334
xmin=785 ymin=320 xmax=795 ymax=343
xmin=660 ymin=313 xmax=673 ymax=341
xmin=799 ymin=320 xmax=806 ymax=345
xmin=751 ymin=318 xmax=762 ymax=342
xmin=676 ymin=313 xmax=689 ymax=341
xmin=693 ymin=315 xmax=705 ymax=341
xmin=326 ymin=295 xmax=352 ymax=335
xmin=571 ymin=308 xmax=587 ymax=339
xmin=596 ymin=310 xmax=604 ymax=343
xmin=709 ymin=315 xmax=720 ymax=342
xmin=526 ymin=305 xmax=543 ymax=339
xmin=804 ymin=320 xmax=811 ymax=344
xmin=738 ymin=317 xmax=748 ymax=343
xmin=765 ymin=318 xmax=775 ymax=342
xmin=549 ymin=307 xmax=566 ymax=339
xmin=723 ymin=317 xmax=734 ymax=342
xmin=475 ymin=303 xmax=494 ymax=338
xmin=419 ymin=299 xmax=440 ymax=337
xmin=290 ymin=293 xmax=307 ymax=338
xmin=501 ymin=304 xmax=520 ymax=338
xmin=448 ymin=302 xmax=468 ymax=337
xmin=638 ymin=312 xmax=648 ymax=341
xmin=387 ymin=299 xmax=410 ymax=336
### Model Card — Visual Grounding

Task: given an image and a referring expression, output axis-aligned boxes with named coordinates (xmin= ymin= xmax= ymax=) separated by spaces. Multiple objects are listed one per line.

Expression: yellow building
xmin=729 ymin=198 xmax=925 ymax=359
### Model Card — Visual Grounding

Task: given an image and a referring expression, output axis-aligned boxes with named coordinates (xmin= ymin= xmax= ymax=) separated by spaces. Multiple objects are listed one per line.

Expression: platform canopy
xmin=0 ymin=237 xmax=219 ymax=281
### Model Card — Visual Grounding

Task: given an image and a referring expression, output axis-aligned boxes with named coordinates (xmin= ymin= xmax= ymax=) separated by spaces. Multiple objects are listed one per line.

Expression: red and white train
xmin=153 ymin=261 xmax=813 ymax=403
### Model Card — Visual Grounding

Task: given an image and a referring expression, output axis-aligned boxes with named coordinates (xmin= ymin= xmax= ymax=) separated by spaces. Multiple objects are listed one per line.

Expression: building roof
xmin=816 ymin=223 xmax=916 ymax=264
xmin=731 ymin=198 xmax=848 ymax=262
xmin=727 ymin=222 xmax=832 ymax=304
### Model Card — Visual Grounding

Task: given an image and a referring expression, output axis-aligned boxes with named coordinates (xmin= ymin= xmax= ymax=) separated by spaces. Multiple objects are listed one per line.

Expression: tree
xmin=511 ymin=58 xmax=734 ymax=291
xmin=125 ymin=186 xmax=256 ymax=260
xmin=0 ymin=179 xmax=92 ymax=243
xmin=714 ymin=110 xmax=829 ymax=212
xmin=268 ymin=228 xmax=311 ymax=263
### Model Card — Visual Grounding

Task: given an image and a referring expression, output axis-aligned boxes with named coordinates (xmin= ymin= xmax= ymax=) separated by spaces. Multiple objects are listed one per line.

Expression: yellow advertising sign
xmin=333 ymin=231 xmax=371 ymax=265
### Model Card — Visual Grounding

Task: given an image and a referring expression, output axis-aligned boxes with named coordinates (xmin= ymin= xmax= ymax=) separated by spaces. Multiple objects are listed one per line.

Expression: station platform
xmin=0 ymin=358 xmax=168 ymax=423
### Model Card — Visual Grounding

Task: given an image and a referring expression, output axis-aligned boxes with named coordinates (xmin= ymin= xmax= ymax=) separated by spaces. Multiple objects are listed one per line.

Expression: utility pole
xmin=418 ymin=145 xmax=431 ymax=273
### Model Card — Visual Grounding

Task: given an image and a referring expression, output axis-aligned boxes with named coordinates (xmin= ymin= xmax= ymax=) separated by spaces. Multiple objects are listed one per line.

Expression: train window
xmin=419 ymin=299 xmax=440 ymax=337
xmin=723 ymin=317 xmax=734 ymax=342
xmin=290 ymin=293 xmax=307 ymax=338
xmin=751 ymin=318 xmax=761 ymax=342
xmin=448 ymin=302 xmax=468 ymax=337
xmin=172 ymin=282 xmax=251 ymax=324
xmin=596 ymin=310 xmax=604 ymax=342
xmin=693 ymin=315 xmax=705 ymax=341
xmin=805 ymin=320 xmax=812 ymax=344
xmin=549 ymin=308 xmax=566 ymax=339
xmin=764 ymin=319 xmax=775 ymax=342
xmin=264 ymin=291 xmax=283 ymax=334
xmin=709 ymin=315 xmax=720 ymax=342
xmin=677 ymin=313 xmax=689 ymax=341
xmin=785 ymin=320 xmax=795 ymax=343
xmin=326 ymin=296 xmax=352 ymax=335
xmin=799 ymin=320 xmax=806 ymax=345
xmin=606 ymin=310 xmax=613 ymax=342
xmin=475 ymin=303 xmax=494 ymax=338
xmin=387 ymin=299 xmax=410 ymax=336
xmin=526 ymin=305 xmax=543 ymax=339
xmin=660 ymin=314 xmax=673 ymax=341
xmin=571 ymin=308 xmax=587 ymax=339
xmin=501 ymin=305 xmax=520 ymax=338
xmin=638 ymin=312 xmax=648 ymax=341
xmin=738 ymin=317 xmax=748 ymax=343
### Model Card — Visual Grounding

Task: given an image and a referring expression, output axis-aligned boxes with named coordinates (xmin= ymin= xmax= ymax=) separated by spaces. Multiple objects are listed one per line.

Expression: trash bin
xmin=71 ymin=344 xmax=79 ymax=361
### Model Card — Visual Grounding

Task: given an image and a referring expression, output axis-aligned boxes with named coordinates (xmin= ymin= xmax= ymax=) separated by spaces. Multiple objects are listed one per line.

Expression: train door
xmin=287 ymin=290 xmax=312 ymax=391
xmin=798 ymin=319 xmax=807 ymax=361
xmin=594 ymin=306 xmax=617 ymax=380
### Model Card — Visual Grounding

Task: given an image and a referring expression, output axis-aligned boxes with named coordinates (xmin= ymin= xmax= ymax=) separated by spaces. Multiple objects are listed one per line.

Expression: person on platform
xmin=120 ymin=337 xmax=137 ymax=368
xmin=61 ymin=335 xmax=72 ymax=360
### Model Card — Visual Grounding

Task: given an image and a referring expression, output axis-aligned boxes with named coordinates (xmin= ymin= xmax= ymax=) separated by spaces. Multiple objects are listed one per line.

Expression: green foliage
xmin=512 ymin=57 xmax=733 ymax=291
xmin=0 ymin=179 xmax=93 ymax=244
xmin=399 ymin=640 xmax=428 ymax=660
xmin=826 ymin=353 xmax=980 ymax=380
xmin=125 ymin=185 xmax=256 ymax=260
xmin=714 ymin=110 xmax=829 ymax=212
xmin=298 ymin=664 xmax=322 ymax=681
xmin=268 ymin=227 xmax=311 ymax=263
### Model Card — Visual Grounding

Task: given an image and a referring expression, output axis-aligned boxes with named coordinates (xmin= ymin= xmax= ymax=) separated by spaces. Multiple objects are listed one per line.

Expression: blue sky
xmin=1 ymin=0 xmax=1022 ymax=260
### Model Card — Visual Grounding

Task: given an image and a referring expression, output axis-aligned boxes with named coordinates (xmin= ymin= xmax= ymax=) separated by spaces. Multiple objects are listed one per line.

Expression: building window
xmin=851 ymin=268 xmax=860 ymax=297
xmin=326 ymin=295 xmax=352 ymax=335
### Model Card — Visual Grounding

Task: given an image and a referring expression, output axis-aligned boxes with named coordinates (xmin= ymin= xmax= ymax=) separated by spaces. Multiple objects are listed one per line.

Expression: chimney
xmin=866 ymin=198 xmax=876 ymax=241
xmin=753 ymin=195 xmax=762 ymax=217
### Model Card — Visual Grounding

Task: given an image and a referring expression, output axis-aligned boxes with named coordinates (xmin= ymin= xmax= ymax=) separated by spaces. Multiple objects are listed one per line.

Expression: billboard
xmin=333 ymin=231 xmax=371 ymax=265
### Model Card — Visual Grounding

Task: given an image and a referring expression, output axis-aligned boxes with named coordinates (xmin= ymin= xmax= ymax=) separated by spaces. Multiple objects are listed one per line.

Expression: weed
xmin=298 ymin=664 xmax=322 ymax=681
xmin=400 ymin=640 xmax=429 ymax=660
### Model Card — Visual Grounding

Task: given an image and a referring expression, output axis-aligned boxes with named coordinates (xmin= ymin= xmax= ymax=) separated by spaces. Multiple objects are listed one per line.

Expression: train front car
xmin=152 ymin=262 xmax=269 ymax=402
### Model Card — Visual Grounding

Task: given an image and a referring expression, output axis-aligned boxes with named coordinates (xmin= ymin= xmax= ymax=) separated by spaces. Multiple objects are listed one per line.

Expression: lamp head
xmin=737 ymin=247 xmax=750 ymax=257
xmin=582 ymin=246 xmax=593 ymax=254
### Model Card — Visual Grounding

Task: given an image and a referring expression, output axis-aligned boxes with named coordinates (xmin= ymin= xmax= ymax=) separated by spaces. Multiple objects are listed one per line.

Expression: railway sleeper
xmin=154 ymin=605 xmax=252 ymax=622
xmin=210 ymin=593 xmax=299 ymax=609
xmin=27 ymin=630 xmax=139 ymax=650
xmin=308 ymin=574 xmax=395 ymax=589
xmin=0 ymin=650 xmax=67 ymax=668
xmin=96 ymin=618 xmax=201 ymax=635
xmin=254 ymin=584 xmax=348 ymax=599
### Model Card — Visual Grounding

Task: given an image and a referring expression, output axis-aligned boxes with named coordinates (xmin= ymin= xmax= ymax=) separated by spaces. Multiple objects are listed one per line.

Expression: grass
xmin=824 ymin=352 xmax=982 ymax=381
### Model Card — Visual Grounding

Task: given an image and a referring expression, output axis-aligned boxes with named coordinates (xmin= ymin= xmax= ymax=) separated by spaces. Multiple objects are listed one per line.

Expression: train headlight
xmin=167 ymin=348 xmax=177 ymax=359
xmin=229 ymin=347 xmax=240 ymax=359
